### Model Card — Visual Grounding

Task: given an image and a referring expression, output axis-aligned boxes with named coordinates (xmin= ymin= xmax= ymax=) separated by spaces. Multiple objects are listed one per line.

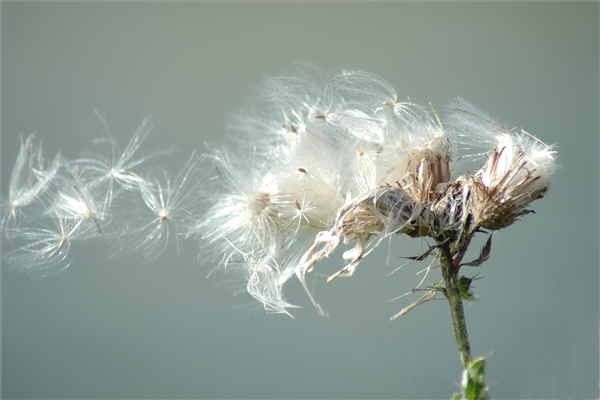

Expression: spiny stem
xmin=439 ymin=242 xmax=472 ymax=369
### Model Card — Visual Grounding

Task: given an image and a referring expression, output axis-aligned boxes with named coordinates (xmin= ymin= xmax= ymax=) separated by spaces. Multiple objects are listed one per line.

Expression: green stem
xmin=439 ymin=243 xmax=472 ymax=369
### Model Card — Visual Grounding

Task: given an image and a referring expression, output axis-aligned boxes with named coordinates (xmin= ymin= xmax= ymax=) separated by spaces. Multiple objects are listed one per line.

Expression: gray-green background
xmin=2 ymin=2 xmax=598 ymax=399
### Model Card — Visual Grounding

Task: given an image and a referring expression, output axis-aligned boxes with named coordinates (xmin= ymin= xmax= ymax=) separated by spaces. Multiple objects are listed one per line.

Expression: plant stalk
xmin=439 ymin=243 xmax=473 ymax=369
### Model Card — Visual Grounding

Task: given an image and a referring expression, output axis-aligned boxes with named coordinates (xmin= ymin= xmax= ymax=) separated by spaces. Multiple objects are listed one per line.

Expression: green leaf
xmin=460 ymin=356 xmax=490 ymax=400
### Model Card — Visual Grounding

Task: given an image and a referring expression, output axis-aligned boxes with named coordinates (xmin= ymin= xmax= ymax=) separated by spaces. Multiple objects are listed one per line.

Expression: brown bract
xmin=469 ymin=146 xmax=550 ymax=231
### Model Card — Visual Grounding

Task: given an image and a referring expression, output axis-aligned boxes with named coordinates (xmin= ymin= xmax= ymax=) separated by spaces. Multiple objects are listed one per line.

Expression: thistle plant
xmin=2 ymin=65 xmax=557 ymax=398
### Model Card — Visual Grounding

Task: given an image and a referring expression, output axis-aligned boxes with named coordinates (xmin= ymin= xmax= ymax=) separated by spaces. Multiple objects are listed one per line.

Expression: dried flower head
xmin=202 ymin=65 xmax=557 ymax=315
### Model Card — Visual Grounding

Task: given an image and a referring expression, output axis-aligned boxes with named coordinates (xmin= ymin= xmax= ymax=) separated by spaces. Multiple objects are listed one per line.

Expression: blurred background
xmin=2 ymin=3 xmax=598 ymax=399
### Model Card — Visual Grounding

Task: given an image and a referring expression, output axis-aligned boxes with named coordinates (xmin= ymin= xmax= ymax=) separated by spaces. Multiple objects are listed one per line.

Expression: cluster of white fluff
xmin=194 ymin=66 xmax=556 ymax=315
xmin=2 ymin=113 xmax=205 ymax=275
xmin=2 ymin=66 xmax=557 ymax=316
